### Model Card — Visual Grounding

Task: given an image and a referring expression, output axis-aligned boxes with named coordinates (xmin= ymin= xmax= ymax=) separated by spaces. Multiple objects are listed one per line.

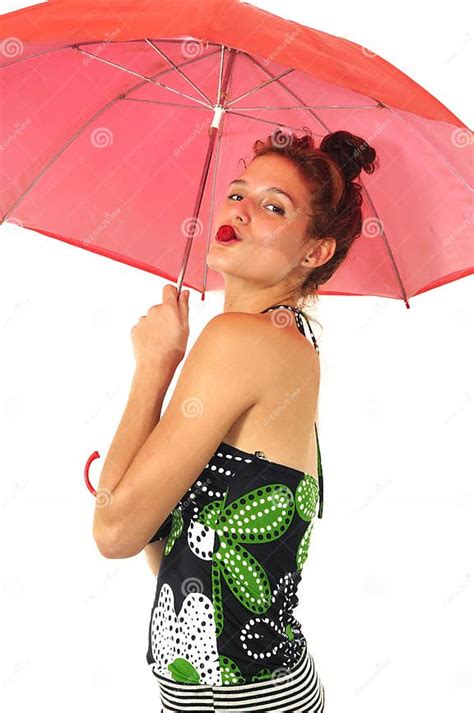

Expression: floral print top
xmin=145 ymin=305 xmax=324 ymax=687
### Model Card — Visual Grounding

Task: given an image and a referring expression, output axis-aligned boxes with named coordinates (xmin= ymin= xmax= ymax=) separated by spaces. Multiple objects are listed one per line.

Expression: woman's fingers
xmin=162 ymin=283 xmax=178 ymax=303
xmin=178 ymin=288 xmax=190 ymax=322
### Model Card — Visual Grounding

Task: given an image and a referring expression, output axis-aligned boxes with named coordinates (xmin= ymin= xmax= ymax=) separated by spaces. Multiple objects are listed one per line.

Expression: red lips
xmin=216 ymin=225 xmax=241 ymax=242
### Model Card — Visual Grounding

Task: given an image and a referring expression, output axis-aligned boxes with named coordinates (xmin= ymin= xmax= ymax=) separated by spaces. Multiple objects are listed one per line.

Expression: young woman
xmin=93 ymin=128 xmax=378 ymax=712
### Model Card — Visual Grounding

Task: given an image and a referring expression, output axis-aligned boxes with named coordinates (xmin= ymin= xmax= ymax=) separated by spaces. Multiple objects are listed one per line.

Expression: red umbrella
xmin=0 ymin=0 xmax=472 ymax=492
xmin=1 ymin=0 xmax=472 ymax=309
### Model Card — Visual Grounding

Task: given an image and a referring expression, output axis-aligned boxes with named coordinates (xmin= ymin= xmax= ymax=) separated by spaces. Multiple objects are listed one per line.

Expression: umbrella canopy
xmin=1 ymin=0 xmax=472 ymax=307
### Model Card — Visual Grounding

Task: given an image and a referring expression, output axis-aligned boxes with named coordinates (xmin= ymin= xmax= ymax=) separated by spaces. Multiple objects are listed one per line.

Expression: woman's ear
xmin=303 ymin=237 xmax=335 ymax=270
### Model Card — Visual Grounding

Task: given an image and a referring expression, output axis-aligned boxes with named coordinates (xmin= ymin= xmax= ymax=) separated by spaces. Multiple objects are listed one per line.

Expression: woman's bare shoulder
xmin=202 ymin=311 xmax=306 ymax=348
xmin=197 ymin=311 xmax=315 ymax=382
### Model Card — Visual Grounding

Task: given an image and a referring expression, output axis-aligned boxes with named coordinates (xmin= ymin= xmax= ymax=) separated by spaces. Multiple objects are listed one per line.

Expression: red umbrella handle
xmin=84 ymin=450 xmax=100 ymax=496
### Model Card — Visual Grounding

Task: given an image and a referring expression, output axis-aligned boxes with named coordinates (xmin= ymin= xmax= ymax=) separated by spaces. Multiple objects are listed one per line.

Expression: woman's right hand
xmin=131 ymin=283 xmax=190 ymax=373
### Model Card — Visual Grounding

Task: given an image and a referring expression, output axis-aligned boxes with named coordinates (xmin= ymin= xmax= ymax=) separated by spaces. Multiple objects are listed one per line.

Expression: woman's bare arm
xmin=93 ymin=313 xmax=264 ymax=558
xmin=144 ymin=539 xmax=166 ymax=577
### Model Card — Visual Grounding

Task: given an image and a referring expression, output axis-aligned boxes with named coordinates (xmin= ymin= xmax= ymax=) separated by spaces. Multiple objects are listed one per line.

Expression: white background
xmin=1 ymin=1 xmax=472 ymax=712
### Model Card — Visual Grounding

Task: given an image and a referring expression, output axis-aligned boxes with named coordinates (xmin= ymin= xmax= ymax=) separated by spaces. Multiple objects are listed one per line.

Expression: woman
xmin=93 ymin=128 xmax=378 ymax=712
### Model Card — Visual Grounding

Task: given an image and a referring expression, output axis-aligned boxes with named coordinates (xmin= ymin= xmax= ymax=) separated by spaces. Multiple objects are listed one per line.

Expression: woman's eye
xmin=226 ymin=193 xmax=284 ymax=215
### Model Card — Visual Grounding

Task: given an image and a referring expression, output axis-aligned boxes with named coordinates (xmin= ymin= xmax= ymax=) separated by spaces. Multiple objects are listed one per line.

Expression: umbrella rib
xmin=144 ymin=38 xmax=213 ymax=107
xmin=226 ymin=109 xmax=306 ymax=133
xmin=241 ymin=52 xmax=332 ymax=132
xmin=175 ymin=47 xmax=237 ymax=293
xmin=241 ymin=53 xmax=410 ymax=308
xmin=1 ymin=50 xmax=221 ymax=223
xmin=0 ymin=38 xmax=223 ymax=69
xmin=225 ymin=67 xmax=295 ymax=108
xmin=355 ymin=192 xmax=410 ymax=308
xmin=0 ymin=42 xmax=79 ymax=69
xmin=229 ymin=104 xmax=380 ymax=111
xmin=200 ymin=43 xmax=228 ymax=296
xmin=74 ymin=45 xmax=212 ymax=109
xmin=383 ymin=105 xmax=472 ymax=192
xmin=122 ymin=98 xmax=209 ymax=110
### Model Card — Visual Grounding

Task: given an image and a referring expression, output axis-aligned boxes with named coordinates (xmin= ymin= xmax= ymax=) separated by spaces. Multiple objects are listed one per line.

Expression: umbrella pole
xmin=175 ymin=47 xmax=237 ymax=300
xmin=84 ymin=48 xmax=236 ymax=496
xmin=175 ymin=123 xmax=219 ymax=300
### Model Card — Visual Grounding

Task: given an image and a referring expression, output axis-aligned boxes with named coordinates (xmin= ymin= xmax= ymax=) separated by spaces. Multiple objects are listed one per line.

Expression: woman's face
xmin=208 ymin=153 xmax=315 ymax=291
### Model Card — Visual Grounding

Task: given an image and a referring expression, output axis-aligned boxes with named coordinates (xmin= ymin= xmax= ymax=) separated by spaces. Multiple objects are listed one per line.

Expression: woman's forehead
xmin=237 ymin=155 xmax=310 ymax=202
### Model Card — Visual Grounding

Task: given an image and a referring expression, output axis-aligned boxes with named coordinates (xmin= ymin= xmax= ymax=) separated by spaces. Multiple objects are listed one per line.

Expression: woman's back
xmin=146 ymin=305 xmax=325 ymax=712
xmin=220 ymin=305 xmax=321 ymax=478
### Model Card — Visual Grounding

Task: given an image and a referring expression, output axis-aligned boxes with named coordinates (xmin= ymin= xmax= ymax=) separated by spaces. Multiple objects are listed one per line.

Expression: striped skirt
xmin=156 ymin=644 xmax=325 ymax=712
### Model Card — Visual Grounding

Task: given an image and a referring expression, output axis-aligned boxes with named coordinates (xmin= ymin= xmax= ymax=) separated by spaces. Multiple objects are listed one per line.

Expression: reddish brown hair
xmin=247 ymin=127 xmax=379 ymax=307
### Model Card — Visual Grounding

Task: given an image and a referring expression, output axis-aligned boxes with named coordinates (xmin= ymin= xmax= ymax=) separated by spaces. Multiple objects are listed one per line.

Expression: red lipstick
xmin=216 ymin=225 xmax=241 ymax=243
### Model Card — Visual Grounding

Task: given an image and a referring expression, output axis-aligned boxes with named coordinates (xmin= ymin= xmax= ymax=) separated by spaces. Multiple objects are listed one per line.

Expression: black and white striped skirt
xmin=156 ymin=644 xmax=325 ymax=712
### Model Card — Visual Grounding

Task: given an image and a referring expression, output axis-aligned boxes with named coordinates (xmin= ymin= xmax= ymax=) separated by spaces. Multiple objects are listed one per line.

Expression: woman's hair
xmin=246 ymin=127 xmax=379 ymax=312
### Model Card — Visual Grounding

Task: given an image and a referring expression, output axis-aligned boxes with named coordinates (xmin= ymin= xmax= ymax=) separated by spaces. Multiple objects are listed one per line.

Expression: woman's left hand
xmin=131 ymin=284 xmax=190 ymax=373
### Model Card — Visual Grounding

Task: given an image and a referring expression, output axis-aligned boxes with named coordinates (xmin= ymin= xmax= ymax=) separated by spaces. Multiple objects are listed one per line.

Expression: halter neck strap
xmin=259 ymin=304 xmax=320 ymax=354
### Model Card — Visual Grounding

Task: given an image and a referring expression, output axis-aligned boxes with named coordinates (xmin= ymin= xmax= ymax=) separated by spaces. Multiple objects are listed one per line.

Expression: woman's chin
xmin=206 ymin=249 xmax=232 ymax=270
xmin=205 ymin=252 xmax=224 ymax=273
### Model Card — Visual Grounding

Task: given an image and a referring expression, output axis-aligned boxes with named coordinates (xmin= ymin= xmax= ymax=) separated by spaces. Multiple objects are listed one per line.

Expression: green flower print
xmin=295 ymin=474 xmax=319 ymax=571
xmin=199 ymin=484 xmax=296 ymax=636
xmin=163 ymin=507 xmax=183 ymax=556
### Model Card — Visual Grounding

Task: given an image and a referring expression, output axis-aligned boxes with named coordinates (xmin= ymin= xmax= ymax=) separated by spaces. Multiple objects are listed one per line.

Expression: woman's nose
xmin=229 ymin=203 xmax=249 ymax=223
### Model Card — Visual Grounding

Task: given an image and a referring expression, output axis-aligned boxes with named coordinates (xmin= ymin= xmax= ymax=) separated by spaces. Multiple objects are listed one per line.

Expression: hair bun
xmin=319 ymin=130 xmax=377 ymax=183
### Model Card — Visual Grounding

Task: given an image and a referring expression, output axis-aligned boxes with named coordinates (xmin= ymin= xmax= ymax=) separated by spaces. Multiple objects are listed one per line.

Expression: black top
xmin=144 ymin=304 xmax=326 ymax=688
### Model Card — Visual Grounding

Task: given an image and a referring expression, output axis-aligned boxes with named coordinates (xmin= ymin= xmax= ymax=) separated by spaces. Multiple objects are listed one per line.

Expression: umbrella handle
xmin=84 ymin=450 xmax=100 ymax=496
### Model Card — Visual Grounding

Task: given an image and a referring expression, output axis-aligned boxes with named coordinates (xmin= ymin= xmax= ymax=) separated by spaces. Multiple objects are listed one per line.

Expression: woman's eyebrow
xmin=229 ymin=178 xmax=295 ymax=207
